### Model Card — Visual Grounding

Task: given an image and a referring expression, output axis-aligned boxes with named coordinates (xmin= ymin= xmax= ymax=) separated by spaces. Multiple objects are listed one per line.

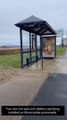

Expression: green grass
xmin=0 ymin=52 xmax=40 ymax=68
xmin=0 ymin=53 xmax=32 ymax=68
xmin=0 ymin=54 xmax=20 ymax=68
xmin=56 ymin=47 xmax=65 ymax=57
xmin=0 ymin=48 xmax=65 ymax=68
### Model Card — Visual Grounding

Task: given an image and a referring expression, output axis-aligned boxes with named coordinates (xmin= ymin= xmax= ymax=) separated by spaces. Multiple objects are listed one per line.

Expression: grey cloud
xmin=0 ymin=0 xmax=67 ymax=44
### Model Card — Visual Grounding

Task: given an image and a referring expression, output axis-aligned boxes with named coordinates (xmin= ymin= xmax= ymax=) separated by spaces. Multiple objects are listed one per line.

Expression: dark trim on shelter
xmin=15 ymin=15 xmax=56 ymax=36
xmin=29 ymin=32 xmax=32 ymax=62
xmin=20 ymin=28 xmax=23 ymax=68
xmin=54 ymin=36 xmax=56 ymax=58
xmin=15 ymin=15 xmax=56 ymax=69
xmin=40 ymin=36 xmax=43 ymax=70
xmin=35 ymin=35 xmax=37 ymax=61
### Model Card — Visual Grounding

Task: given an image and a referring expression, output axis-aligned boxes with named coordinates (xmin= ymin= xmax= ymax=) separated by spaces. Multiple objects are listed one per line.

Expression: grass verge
xmin=0 ymin=54 xmax=20 ymax=68
xmin=56 ymin=47 xmax=65 ymax=57
xmin=0 ymin=47 xmax=66 ymax=68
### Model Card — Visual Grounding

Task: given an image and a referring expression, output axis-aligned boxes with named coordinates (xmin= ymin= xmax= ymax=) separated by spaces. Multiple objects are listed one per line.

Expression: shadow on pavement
xmin=21 ymin=73 xmax=67 ymax=120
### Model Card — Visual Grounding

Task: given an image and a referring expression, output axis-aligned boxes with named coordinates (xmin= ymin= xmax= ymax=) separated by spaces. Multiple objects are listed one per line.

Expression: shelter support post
xmin=35 ymin=35 xmax=38 ymax=61
xmin=40 ymin=36 xmax=42 ymax=58
xmin=54 ymin=36 xmax=56 ymax=58
xmin=29 ymin=32 xmax=32 ymax=63
xmin=40 ymin=36 xmax=43 ymax=70
xmin=20 ymin=28 xmax=23 ymax=68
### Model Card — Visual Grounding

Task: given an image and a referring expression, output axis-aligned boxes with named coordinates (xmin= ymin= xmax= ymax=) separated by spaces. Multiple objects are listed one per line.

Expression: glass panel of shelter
xmin=22 ymin=31 xmax=41 ymax=67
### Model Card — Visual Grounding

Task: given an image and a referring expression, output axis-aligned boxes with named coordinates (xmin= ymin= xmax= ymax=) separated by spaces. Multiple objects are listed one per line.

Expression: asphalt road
xmin=21 ymin=73 xmax=67 ymax=120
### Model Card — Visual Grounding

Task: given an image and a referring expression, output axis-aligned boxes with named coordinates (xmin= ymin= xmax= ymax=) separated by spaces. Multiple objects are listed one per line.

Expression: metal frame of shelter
xmin=15 ymin=15 xmax=56 ymax=69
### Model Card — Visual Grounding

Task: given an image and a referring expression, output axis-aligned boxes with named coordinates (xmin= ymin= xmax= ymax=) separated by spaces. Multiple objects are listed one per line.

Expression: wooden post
xmin=20 ymin=28 xmax=23 ymax=68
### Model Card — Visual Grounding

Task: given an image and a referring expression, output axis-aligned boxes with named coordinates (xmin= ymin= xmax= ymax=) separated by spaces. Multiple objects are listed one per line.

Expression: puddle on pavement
xmin=28 ymin=58 xmax=67 ymax=74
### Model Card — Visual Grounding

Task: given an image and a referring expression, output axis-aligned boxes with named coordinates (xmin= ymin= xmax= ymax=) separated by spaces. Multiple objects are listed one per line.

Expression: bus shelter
xmin=15 ymin=15 xmax=56 ymax=69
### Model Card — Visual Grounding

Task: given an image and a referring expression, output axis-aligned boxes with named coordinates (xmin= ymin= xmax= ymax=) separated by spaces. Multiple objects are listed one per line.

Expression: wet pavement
xmin=21 ymin=51 xmax=67 ymax=120
xmin=0 ymin=50 xmax=67 ymax=120
xmin=28 ymin=58 xmax=67 ymax=74
xmin=62 ymin=51 xmax=67 ymax=59
xmin=0 ymin=70 xmax=48 ymax=120
xmin=21 ymin=73 xmax=67 ymax=120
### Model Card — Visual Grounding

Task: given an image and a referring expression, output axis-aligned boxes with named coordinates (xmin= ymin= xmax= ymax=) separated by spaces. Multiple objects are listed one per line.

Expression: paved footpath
xmin=21 ymin=51 xmax=67 ymax=120
xmin=0 ymin=69 xmax=48 ymax=120
xmin=62 ymin=50 xmax=67 ymax=59
xmin=0 ymin=50 xmax=67 ymax=120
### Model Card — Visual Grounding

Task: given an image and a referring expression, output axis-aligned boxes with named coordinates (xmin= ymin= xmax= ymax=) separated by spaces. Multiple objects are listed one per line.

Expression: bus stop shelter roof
xmin=15 ymin=15 xmax=56 ymax=35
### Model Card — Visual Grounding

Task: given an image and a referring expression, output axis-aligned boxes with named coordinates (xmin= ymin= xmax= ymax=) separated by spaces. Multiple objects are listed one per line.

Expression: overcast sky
xmin=0 ymin=0 xmax=67 ymax=45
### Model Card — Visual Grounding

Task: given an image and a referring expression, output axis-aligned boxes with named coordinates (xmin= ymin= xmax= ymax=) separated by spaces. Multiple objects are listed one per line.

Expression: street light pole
xmin=61 ymin=29 xmax=64 ymax=48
